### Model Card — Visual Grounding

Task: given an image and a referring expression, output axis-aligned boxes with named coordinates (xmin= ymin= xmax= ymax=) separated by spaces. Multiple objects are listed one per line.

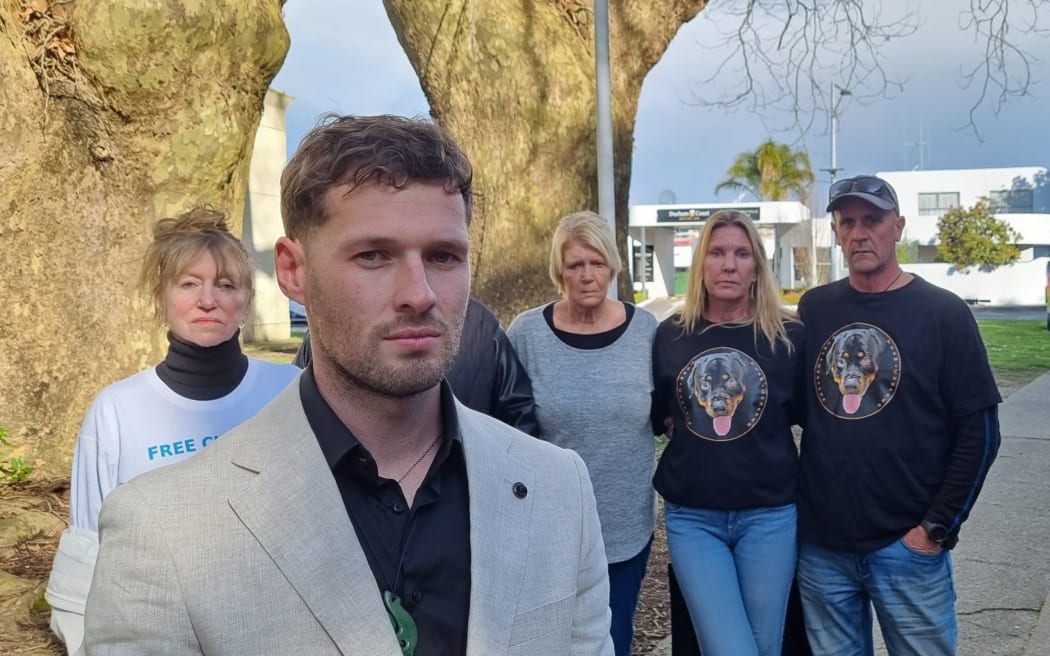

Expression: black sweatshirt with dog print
xmin=797 ymin=276 xmax=1001 ymax=552
xmin=652 ymin=318 xmax=805 ymax=510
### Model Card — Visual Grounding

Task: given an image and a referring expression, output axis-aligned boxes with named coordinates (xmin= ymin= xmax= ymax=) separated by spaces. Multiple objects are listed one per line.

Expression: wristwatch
xmin=921 ymin=520 xmax=949 ymax=544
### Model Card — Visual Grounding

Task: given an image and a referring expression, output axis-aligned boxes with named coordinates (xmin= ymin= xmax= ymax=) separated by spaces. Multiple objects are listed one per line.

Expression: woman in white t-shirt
xmin=45 ymin=207 xmax=299 ymax=655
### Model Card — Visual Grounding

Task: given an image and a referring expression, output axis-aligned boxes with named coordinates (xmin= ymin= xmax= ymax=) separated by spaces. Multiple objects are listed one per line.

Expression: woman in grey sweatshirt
xmin=508 ymin=211 xmax=657 ymax=656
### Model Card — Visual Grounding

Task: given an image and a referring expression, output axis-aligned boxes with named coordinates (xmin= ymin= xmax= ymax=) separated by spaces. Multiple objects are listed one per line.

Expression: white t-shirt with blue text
xmin=70 ymin=357 xmax=299 ymax=531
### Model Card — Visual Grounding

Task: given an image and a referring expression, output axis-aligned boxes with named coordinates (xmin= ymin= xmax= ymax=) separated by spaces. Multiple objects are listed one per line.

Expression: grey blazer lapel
xmin=227 ymin=384 xmax=401 ymax=656
xmin=460 ymin=407 xmax=535 ymax=653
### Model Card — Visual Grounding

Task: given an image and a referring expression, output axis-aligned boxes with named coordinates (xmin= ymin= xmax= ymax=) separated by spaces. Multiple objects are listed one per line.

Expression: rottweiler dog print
xmin=677 ymin=348 xmax=767 ymax=441
xmin=816 ymin=322 xmax=901 ymax=419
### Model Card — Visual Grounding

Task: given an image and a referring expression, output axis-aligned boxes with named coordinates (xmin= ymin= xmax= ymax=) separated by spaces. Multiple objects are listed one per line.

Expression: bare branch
xmin=957 ymin=0 xmax=1049 ymax=140
xmin=687 ymin=0 xmax=921 ymax=136
xmin=687 ymin=0 xmax=1048 ymax=141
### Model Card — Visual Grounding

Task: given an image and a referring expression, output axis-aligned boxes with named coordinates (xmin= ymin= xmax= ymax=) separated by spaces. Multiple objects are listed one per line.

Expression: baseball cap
xmin=827 ymin=175 xmax=900 ymax=213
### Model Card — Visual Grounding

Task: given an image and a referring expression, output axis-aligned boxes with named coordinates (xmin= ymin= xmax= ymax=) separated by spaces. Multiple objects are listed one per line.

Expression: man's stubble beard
xmin=312 ymin=303 xmax=466 ymax=400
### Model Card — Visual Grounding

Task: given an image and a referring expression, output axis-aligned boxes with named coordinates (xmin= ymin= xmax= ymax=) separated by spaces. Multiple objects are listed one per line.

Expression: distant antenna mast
xmin=906 ymin=122 xmax=929 ymax=170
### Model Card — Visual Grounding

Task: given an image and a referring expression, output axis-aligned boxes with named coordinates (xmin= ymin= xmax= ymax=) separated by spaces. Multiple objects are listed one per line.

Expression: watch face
xmin=924 ymin=522 xmax=948 ymax=543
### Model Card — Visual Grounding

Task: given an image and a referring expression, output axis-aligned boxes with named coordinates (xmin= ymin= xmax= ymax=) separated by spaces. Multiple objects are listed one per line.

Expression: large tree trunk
xmin=384 ymin=0 xmax=705 ymax=322
xmin=0 ymin=0 xmax=288 ymax=480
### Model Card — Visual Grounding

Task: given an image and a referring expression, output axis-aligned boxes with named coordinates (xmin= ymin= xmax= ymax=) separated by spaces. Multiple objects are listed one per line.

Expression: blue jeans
xmin=608 ymin=535 xmax=653 ymax=656
xmin=797 ymin=540 xmax=956 ymax=656
xmin=664 ymin=502 xmax=798 ymax=656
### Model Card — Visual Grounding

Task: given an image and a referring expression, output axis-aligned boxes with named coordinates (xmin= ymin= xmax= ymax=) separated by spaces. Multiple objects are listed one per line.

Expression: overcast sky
xmin=272 ymin=1 xmax=1049 ymax=209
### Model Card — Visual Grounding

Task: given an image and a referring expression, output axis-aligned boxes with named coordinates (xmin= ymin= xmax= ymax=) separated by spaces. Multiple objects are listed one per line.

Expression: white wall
xmin=903 ymin=258 xmax=1049 ymax=306
xmin=879 ymin=167 xmax=1050 ymax=246
xmin=630 ymin=228 xmax=674 ymax=298
xmin=243 ymin=89 xmax=294 ymax=343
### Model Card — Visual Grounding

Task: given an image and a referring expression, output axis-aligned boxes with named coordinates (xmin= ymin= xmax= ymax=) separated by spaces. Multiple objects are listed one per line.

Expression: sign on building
xmin=656 ymin=206 xmax=761 ymax=223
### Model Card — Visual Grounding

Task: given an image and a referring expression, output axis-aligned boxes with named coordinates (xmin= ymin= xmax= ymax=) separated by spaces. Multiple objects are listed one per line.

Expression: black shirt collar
xmin=299 ymin=367 xmax=463 ymax=474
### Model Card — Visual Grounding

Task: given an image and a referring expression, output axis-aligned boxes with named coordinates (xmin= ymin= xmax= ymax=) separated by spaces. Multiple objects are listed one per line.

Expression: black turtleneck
xmin=155 ymin=331 xmax=249 ymax=401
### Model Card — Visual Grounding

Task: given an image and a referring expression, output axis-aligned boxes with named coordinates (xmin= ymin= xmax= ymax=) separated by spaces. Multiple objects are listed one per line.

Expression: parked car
xmin=289 ymin=301 xmax=307 ymax=327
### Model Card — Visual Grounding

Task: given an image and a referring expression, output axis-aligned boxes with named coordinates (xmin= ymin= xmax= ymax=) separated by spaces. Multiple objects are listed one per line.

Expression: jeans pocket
xmin=897 ymin=537 xmax=944 ymax=559
xmin=663 ymin=501 xmax=682 ymax=514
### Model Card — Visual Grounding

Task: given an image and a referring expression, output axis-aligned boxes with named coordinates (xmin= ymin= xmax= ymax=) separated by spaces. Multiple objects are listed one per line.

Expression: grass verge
xmin=977 ymin=319 xmax=1050 ymax=390
xmin=243 ymin=336 xmax=302 ymax=365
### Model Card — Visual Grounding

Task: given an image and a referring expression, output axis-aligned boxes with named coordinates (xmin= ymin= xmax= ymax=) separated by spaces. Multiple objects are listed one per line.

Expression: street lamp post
xmin=823 ymin=85 xmax=851 ymax=282
xmin=594 ymin=0 xmax=617 ymax=299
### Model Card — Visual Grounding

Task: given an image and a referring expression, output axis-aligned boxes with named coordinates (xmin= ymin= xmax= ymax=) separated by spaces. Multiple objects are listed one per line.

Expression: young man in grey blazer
xmin=84 ymin=114 xmax=614 ymax=656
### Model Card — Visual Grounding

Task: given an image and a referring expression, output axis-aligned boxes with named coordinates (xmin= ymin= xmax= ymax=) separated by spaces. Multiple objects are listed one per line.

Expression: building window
xmin=988 ymin=189 xmax=1034 ymax=213
xmin=917 ymin=192 xmax=960 ymax=216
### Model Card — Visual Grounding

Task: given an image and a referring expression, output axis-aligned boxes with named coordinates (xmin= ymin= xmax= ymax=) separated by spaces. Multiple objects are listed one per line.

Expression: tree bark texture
xmin=384 ymin=0 xmax=705 ymax=323
xmin=0 ymin=0 xmax=288 ymax=479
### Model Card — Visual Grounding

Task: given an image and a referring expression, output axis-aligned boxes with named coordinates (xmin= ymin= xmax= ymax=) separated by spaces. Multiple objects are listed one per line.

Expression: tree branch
xmin=958 ymin=0 xmax=1049 ymax=140
xmin=687 ymin=0 xmax=920 ymax=135
xmin=688 ymin=0 xmax=1047 ymax=141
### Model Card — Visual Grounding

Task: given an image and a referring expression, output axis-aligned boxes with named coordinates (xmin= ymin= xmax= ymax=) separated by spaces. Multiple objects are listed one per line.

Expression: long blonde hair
xmin=676 ymin=211 xmax=797 ymax=352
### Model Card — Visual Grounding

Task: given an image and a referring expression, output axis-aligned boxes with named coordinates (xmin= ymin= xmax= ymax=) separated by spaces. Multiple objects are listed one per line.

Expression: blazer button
xmin=512 ymin=482 xmax=528 ymax=499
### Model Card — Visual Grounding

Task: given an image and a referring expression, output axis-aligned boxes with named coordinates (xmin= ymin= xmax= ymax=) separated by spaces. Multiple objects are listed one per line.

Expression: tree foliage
xmin=715 ymin=139 xmax=815 ymax=203
xmin=936 ymin=199 xmax=1022 ymax=270
xmin=896 ymin=239 xmax=920 ymax=264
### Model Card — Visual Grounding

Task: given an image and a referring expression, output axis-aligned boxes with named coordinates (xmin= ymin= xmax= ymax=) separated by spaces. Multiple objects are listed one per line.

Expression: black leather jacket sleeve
xmin=489 ymin=329 xmax=540 ymax=437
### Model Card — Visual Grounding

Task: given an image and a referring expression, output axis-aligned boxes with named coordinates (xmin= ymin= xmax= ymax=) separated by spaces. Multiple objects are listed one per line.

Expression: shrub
xmin=937 ymin=199 xmax=1021 ymax=271
xmin=0 ymin=426 xmax=34 ymax=484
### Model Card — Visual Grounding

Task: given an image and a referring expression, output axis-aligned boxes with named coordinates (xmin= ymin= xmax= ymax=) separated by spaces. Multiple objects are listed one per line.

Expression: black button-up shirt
xmin=300 ymin=370 xmax=471 ymax=656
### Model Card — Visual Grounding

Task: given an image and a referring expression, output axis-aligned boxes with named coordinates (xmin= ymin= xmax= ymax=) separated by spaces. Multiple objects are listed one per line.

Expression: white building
xmin=242 ymin=89 xmax=295 ymax=342
xmin=628 ymin=201 xmax=812 ymax=298
xmin=877 ymin=167 xmax=1050 ymax=306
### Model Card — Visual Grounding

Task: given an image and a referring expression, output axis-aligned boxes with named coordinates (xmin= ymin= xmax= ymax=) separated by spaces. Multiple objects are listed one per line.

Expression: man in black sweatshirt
xmin=796 ymin=175 xmax=1001 ymax=655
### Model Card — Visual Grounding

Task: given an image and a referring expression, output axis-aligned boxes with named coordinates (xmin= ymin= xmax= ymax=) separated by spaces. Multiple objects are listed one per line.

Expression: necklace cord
xmin=882 ymin=269 xmax=904 ymax=292
xmin=397 ymin=434 xmax=442 ymax=484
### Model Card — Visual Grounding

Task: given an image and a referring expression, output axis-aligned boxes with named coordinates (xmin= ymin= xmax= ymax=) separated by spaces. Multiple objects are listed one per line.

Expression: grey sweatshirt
xmin=508 ymin=304 xmax=657 ymax=563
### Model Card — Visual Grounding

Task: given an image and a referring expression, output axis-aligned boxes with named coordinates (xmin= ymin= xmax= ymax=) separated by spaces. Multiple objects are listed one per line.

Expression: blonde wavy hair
xmin=140 ymin=206 xmax=254 ymax=321
xmin=676 ymin=210 xmax=797 ymax=352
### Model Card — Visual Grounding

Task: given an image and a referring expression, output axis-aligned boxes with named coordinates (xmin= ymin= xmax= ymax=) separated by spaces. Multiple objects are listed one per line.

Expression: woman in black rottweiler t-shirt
xmin=652 ymin=210 xmax=806 ymax=656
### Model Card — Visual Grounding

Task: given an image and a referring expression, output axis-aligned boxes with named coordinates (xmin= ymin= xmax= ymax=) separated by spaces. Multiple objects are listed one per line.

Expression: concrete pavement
xmin=639 ymin=296 xmax=684 ymax=322
xmin=954 ymin=370 xmax=1050 ymax=656
xmin=645 ymin=370 xmax=1050 ymax=656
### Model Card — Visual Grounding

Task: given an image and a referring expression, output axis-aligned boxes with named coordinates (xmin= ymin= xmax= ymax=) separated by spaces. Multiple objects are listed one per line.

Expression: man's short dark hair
xmin=280 ymin=114 xmax=474 ymax=238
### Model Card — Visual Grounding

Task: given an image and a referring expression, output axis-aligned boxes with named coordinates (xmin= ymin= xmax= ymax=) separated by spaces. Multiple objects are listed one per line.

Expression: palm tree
xmin=715 ymin=139 xmax=816 ymax=204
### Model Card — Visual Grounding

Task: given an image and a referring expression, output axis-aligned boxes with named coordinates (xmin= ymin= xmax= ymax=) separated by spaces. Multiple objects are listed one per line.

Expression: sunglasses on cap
xmin=826 ymin=175 xmax=899 ymax=213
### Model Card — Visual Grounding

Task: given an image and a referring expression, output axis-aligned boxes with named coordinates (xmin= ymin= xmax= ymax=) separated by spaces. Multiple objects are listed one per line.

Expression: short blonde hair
xmin=140 ymin=206 xmax=254 ymax=320
xmin=548 ymin=211 xmax=622 ymax=296
xmin=677 ymin=211 xmax=797 ymax=352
